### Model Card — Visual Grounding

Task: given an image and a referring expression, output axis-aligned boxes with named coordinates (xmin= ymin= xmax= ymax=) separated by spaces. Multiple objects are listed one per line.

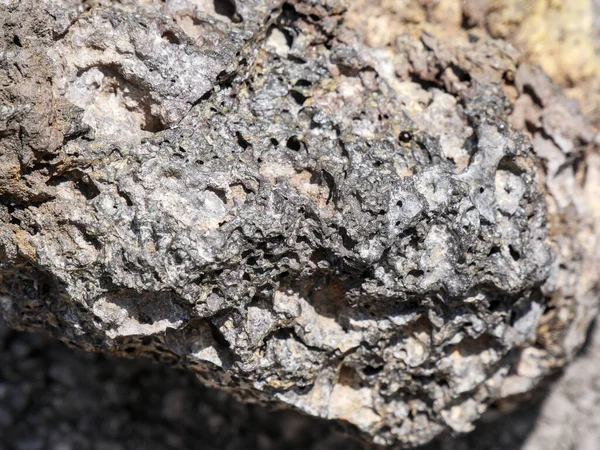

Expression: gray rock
xmin=1 ymin=0 xmax=599 ymax=447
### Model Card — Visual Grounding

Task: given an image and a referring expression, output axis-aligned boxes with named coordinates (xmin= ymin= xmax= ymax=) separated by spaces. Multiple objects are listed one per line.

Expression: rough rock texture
xmin=1 ymin=0 xmax=599 ymax=447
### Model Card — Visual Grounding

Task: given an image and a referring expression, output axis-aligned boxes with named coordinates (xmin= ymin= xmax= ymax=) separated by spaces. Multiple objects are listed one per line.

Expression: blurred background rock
xmin=345 ymin=0 xmax=600 ymax=129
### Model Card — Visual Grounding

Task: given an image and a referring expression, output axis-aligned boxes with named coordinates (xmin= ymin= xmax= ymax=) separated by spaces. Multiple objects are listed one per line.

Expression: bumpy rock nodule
xmin=1 ymin=0 xmax=599 ymax=447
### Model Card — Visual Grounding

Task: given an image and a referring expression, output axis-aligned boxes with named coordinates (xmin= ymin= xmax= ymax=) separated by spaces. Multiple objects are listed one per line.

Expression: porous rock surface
xmin=1 ymin=0 xmax=599 ymax=447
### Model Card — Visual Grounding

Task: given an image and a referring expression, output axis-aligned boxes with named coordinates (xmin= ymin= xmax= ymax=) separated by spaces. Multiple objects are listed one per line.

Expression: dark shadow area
xmin=416 ymin=398 xmax=547 ymax=450
xmin=0 ymin=317 xmax=363 ymax=450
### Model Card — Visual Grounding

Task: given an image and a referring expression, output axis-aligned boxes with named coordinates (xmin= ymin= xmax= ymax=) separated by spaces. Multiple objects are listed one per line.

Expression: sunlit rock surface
xmin=1 ymin=0 xmax=599 ymax=446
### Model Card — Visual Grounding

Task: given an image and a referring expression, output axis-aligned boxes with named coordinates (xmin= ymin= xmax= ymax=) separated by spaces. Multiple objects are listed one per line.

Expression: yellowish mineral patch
xmin=345 ymin=0 xmax=600 ymax=127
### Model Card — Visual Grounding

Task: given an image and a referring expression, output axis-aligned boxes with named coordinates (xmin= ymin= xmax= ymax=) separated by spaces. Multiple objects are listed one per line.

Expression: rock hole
xmin=503 ymin=70 xmax=515 ymax=85
xmin=339 ymin=227 xmax=357 ymax=250
xmin=281 ymin=2 xmax=300 ymax=23
xmin=214 ymin=0 xmax=242 ymax=23
xmin=270 ymin=137 xmax=279 ymax=147
xmin=288 ymin=55 xmax=306 ymax=64
xmin=489 ymin=299 xmax=502 ymax=311
xmin=161 ymin=30 xmax=180 ymax=45
xmin=294 ymin=79 xmax=312 ymax=87
xmin=339 ymin=140 xmax=349 ymax=159
xmin=462 ymin=10 xmax=478 ymax=29
xmin=235 ymin=131 xmax=251 ymax=150
xmin=197 ymin=90 xmax=213 ymax=104
xmin=279 ymin=271 xmax=289 ymax=279
xmin=509 ymin=245 xmax=521 ymax=261
xmin=117 ymin=188 xmax=133 ymax=207
xmin=216 ymin=70 xmax=236 ymax=88
xmin=362 ymin=365 xmax=384 ymax=376
xmin=399 ymin=131 xmax=413 ymax=143
xmin=488 ymin=246 xmax=501 ymax=257
xmin=75 ymin=176 xmax=101 ymax=200
xmin=208 ymin=320 xmax=231 ymax=348
xmin=321 ymin=170 xmax=335 ymax=205
xmin=206 ymin=186 xmax=228 ymax=204
xmin=286 ymin=136 xmax=302 ymax=151
xmin=295 ymin=384 xmax=312 ymax=394
xmin=449 ymin=63 xmax=471 ymax=83
xmin=409 ymin=73 xmax=440 ymax=91
xmin=497 ymin=154 xmax=524 ymax=175
xmin=289 ymin=90 xmax=307 ymax=105
xmin=338 ymin=365 xmax=360 ymax=386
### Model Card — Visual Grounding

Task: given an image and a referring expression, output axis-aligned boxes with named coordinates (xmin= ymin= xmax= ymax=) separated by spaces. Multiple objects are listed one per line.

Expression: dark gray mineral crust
xmin=1 ymin=0 xmax=599 ymax=447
